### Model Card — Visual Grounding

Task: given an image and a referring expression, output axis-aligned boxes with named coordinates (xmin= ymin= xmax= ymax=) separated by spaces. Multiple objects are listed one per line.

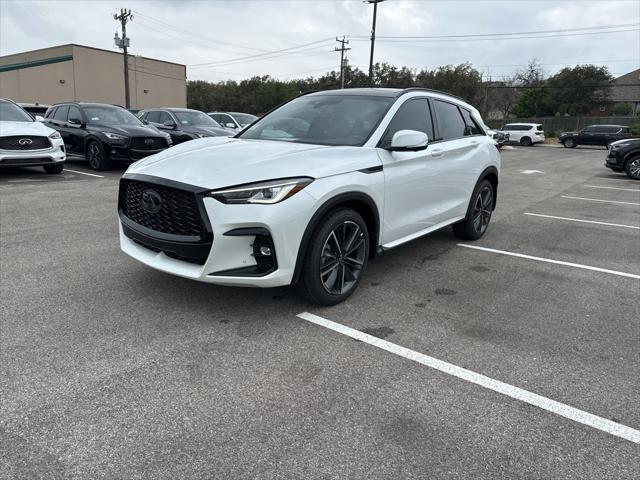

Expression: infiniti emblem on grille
xmin=140 ymin=190 xmax=162 ymax=213
xmin=18 ymin=138 xmax=33 ymax=145
xmin=144 ymin=138 xmax=154 ymax=145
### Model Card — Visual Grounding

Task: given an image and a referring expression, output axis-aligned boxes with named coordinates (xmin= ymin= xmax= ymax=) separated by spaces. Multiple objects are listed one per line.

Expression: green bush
xmin=629 ymin=124 xmax=640 ymax=137
xmin=611 ymin=103 xmax=634 ymax=116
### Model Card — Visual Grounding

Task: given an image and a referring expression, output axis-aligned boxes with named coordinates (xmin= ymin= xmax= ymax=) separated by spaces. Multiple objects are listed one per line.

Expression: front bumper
xmin=0 ymin=139 xmax=66 ymax=168
xmin=605 ymin=150 xmax=624 ymax=170
xmin=106 ymin=144 xmax=168 ymax=162
xmin=119 ymin=180 xmax=315 ymax=288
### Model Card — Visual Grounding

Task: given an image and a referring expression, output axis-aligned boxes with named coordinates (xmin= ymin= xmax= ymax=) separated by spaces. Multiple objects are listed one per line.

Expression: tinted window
xmin=461 ymin=109 xmax=482 ymax=135
xmin=209 ymin=114 xmax=222 ymax=123
xmin=67 ymin=105 xmax=83 ymax=122
xmin=381 ymin=98 xmax=433 ymax=147
xmin=174 ymin=110 xmax=220 ymax=127
xmin=583 ymin=126 xmax=596 ymax=133
xmin=0 ymin=101 xmax=34 ymax=122
xmin=53 ymin=105 xmax=69 ymax=121
xmin=220 ymin=114 xmax=234 ymax=126
xmin=502 ymin=124 xmax=521 ymax=131
xmin=535 ymin=124 xmax=543 ymax=131
xmin=238 ymin=94 xmax=394 ymax=147
xmin=158 ymin=111 xmax=173 ymax=124
xmin=434 ymin=100 xmax=466 ymax=140
xmin=229 ymin=113 xmax=258 ymax=126
xmin=146 ymin=111 xmax=160 ymax=123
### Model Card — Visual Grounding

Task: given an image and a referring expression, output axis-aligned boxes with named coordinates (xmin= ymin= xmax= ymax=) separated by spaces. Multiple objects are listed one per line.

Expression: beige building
xmin=0 ymin=44 xmax=186 ymax=109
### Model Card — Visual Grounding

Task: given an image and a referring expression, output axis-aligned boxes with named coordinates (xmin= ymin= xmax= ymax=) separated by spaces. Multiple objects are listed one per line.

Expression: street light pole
xmin=366 ymin=0 xmax=385 ymax=87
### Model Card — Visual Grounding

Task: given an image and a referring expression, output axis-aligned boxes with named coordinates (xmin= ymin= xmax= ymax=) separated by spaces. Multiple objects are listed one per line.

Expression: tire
xmin=297 ymin=208 xmax=369 ymax=305
xmin=43 ymin=163 xmax=64 ymax=174
xmin=625 ymin=156 xmax=640 ymax=180
xmin=563 ymin=138 xmax=577 ymax=148
xmin=85 ymin=140 xmax=111 ymax=171
xmin=453 ymin=179 xmax=495 ymax=241
xmin=520 ymin=136 xmax=532 ymax=146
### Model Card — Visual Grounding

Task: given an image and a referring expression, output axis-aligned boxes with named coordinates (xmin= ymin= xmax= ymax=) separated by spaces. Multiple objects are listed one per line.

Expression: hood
xmin=186 ymin=125 xmax=233 ymax=137
xmin=125 ymin=137 xmax=381 ymax=190
xmin=89 ymin=124 xmax=165 ymax=137
xmin=611 ymin=138 xmax=639 ymax=147
xmin=0 ymin=120 xmax=56 ymax=137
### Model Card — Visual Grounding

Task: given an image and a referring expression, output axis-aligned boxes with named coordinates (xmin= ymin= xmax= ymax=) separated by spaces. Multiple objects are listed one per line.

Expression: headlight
xmin=102 ymin=132 xmax=127 ymax=141
xmin=48 ymin=131 xmax=61 ymax=139
xmin=209 ymin=177 xmax=313 ymax=204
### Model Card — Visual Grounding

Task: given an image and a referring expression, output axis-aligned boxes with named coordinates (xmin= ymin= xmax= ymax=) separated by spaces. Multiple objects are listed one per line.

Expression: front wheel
xmin=297 ymin=208 xmax=369 ymax=305
xmin=453 ymin=179 xmax=494 ymax=240
xmin=563 ymin=138 xmax=577 ymax=148
xmin=625 ymin=156 xmax=640 ymax=180
xmin=43 ymin=163 xmax=64 ymax=174
xmin=86 ymin=140 xmax=111 ymax=171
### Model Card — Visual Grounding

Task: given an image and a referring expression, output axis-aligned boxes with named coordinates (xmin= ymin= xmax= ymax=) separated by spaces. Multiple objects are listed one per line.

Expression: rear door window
xmin=381 ymin=98 xmax=434 ymax=147
xmin=434 ymin=100 xmax=466 ymax=140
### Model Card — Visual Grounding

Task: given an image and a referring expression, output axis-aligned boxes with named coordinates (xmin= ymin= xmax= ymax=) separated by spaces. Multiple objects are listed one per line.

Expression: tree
xmin=545 ymin=65 xmax=613 ymax=116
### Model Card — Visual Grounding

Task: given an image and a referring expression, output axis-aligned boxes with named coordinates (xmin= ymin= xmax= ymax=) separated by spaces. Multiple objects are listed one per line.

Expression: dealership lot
xmin=1 ymin=147 xmax=638 ymax=479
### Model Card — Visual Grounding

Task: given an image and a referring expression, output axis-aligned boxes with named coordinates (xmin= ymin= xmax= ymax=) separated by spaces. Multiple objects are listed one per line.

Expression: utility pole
xmin=114 ymin=8 xmax=133 ymax=109
xmin=335 ymin=36 xmax=351 ymax=89
xmin=366 ymin=0 xmax=385 ymax=87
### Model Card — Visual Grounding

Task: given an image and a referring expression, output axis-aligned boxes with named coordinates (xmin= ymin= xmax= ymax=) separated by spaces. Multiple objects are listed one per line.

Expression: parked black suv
xmin=137 ymin=108 xmax=230 ymax=145
xmin=44 ymin=102 xmax=171 ymax=170
xmin=559 ymin=125 xmax=631 ymax=148
xmin=605 ymin=139 xmax=640 ymax=180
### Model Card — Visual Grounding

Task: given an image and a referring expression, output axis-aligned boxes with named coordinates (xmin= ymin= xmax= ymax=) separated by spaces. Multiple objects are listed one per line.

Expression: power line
xmin=189 ymin=39 xmax=336 ymax=68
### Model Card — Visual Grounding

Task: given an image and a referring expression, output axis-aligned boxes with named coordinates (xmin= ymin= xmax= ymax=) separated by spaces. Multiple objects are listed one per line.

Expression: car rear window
xmin=535 ymin=125 xmax=543 ymax=131
xmin=433 ymin=100 xmax=466 ymax=140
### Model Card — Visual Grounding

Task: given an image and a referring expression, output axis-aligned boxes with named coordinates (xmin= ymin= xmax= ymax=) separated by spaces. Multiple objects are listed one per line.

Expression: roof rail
xmin=399 ymin=87 xmax=467 ymax=102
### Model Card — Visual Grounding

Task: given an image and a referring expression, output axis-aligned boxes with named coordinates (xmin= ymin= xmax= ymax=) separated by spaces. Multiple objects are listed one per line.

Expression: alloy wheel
xmin=88 ymin=143 xmax=101 ymax=169
xmin=320 ymin=220 xmax=367 ymax=295
xmin=629 ymin=158 xmax=640 ymax=178
xmin=472 ymin=186 xmax=493 ymax=234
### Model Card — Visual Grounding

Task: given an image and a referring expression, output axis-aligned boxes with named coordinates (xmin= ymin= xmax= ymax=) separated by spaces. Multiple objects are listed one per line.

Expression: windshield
xmin=174 ymin=110 xmax=220 ymax=127
xmin=238 ymin=95 xmax=393 ymax=146
xmin=230 ymin=113 xmax=258 ymax=126
xmin=84 ymin=106 xmax=142 ymax=126
xmin=0 ymin=101 xmax=34 ymax=122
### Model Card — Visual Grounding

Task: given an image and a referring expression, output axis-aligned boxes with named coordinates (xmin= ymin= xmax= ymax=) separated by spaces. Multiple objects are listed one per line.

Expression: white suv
xmin=499 ymin=123 xmax=545 ymax=146
xmin=0 ymin=98 xmax=66 ymax=173
xmin=119 ymin=88 xmax=500 ymax=304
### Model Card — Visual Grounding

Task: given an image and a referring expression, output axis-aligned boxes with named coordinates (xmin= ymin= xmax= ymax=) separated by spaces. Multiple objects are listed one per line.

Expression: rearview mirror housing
xmin=389 ymin=130 xmax=429 ymax=152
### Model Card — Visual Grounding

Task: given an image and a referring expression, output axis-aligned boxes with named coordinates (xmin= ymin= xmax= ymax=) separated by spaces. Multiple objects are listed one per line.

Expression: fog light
xmin=259 ymin=246 xmax=271 ymax=256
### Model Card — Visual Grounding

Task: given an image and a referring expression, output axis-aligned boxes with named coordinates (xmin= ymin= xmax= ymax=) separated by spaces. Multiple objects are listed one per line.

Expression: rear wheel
xmin=43 ymin=163 xmax=64 ymax=174
xmin=297 ymin=208 xmax=369 ymax=305
xmin=453 ymin=179 xmax=494 ymax=240
xmin=520 ymin=136 xmax=532 ymax=146
xmin=86 ymin=140 xmax=111 ymax=171
xmin=625 ymin=156 xmax=640 ymax=180
xmin=563 ymin=138 xmax=577 ymax=148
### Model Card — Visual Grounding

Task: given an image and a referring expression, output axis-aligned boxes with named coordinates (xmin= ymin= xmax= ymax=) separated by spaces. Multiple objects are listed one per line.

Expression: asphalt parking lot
xmin=1 ymin=145 xmax=639 ymax=479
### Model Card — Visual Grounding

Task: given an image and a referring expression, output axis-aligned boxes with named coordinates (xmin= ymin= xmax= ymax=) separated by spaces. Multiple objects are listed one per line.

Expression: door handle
xmin=430 ymin=148 xmax=444 ymax=158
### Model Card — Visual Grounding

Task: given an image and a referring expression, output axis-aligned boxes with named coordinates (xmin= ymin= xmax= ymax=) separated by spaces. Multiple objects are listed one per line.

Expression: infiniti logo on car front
xmin=144 ymin=138 xmax=155 ymax=145
xmin=18 ymin=138 xmax=33 ymax=145
xmin=140 ymin=190 xmax=163 ymax=214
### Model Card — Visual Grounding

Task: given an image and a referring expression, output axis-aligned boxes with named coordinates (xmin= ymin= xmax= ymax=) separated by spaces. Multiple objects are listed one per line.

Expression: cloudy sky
xmin=1 ymin=0 xmax=639 ymax=83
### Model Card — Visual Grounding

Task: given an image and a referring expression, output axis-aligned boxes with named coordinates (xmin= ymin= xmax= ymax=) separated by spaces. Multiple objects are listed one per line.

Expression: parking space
xmin=1 ymin=147 xmax=638 ymax=479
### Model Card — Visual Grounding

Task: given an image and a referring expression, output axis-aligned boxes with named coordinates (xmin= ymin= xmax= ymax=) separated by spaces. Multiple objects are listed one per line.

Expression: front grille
xmin=0 ymin=136 xmax=51 ymax=151
xmin=131 ymin=238 xmax=207 ymax=265
xmin=120 ymin=179 xmax=205 ymax=237
xmin=130 ymin=137 xmax=166 ymax=151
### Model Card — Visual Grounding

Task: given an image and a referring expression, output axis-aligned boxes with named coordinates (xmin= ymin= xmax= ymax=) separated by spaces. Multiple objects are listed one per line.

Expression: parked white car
xmin=119 ymin=88 xmax=500 ymax=304
xmin=207 ymin=112 xmax=258 ymax=130
xmin=499 ymin=123 xmax=545 ymax=146
xmin=0 ymin=98 xmax=66 ymax=173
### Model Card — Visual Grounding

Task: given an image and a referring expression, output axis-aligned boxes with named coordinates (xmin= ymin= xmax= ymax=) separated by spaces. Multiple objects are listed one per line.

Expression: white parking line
xmin=524 ymin=212 xmax=640 ymax=230
xmin=584 ymin=185 xmax=640 ymax=193
xmin=296 ymin=312 xmax=640 ymax=444
xmin=561 ymin=195 xmax=640 ymax=206
xmin=64 ymin=168 xmax=104 ymax=178
xmin=457 ymin=244 xmax=640 ymax=279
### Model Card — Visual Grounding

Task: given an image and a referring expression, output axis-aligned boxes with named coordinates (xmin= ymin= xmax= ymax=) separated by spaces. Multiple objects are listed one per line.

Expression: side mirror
xmin=389 ymin=130 xmax=429 ymax=152
xmin=35 ymin=115 xmax=45 ymax=122
xmin=68 ymin=118 xmax=85 ymax=128
xmin=142 ymin=119 xmax=149 ymax=125
xmin=163 ymin=120 xmax=177 ymax=129
xmin=225 ymin=122 xmax=236 ymax=128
